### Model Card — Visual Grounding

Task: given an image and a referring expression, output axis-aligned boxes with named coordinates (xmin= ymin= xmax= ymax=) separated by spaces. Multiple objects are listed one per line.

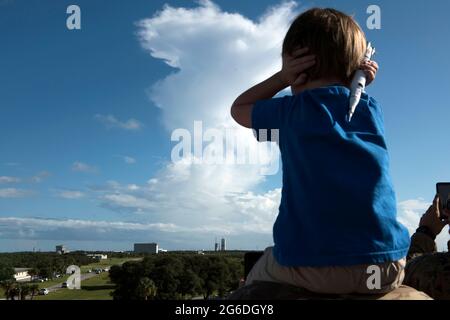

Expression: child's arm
xmin=231 ymin=47 xmax=315 ymax=128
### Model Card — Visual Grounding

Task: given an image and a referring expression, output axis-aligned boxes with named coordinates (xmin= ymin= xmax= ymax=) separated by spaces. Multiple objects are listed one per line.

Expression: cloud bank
xmin=94 ymin=114 xmax=142 ymax=131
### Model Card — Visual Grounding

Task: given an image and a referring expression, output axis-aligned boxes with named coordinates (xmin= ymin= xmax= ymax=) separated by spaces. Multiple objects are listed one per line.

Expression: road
xmin=46 ymin=272 xmax=103 ymax=293
xmin=0 ymin=273 xmax=103 ymax=300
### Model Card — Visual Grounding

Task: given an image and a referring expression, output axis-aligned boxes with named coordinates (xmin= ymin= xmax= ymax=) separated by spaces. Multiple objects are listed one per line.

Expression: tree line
xmin=109 ymin=253 xmax=244 ymax=300
xmin=0 ymin=252 xmax=94 ymax=281
xmin=0 ymin=281 xmax=41 ymax=300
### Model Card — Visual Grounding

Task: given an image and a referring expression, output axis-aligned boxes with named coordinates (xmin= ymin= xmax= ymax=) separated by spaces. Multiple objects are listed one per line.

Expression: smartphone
xmin=436 ymin=182 xmax=450 ymax=219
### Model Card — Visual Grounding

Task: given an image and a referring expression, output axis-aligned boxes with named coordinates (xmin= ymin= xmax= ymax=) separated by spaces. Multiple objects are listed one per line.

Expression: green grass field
xmin=80 ymin=257 xmax=141 ymax=273
xmin=1 ymin=257 xmax=141 ymax=300
xmin=35 ymin=272 xmax=114 ymax=300
xmin=37 ymin=275 xmax=70 ymax=289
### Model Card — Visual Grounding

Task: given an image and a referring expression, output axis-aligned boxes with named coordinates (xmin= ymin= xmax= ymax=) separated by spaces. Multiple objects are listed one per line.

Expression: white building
xmin=13 ymin=268 xmax=31 ymax=282
xmin=56 ymin=244 xmax=68 ymax=254
xmin=221 ymin=238 xmax=226 ymax=251
xmin=87 ymin=254 xmax=108 ymax=260
xmin=134 ymin=243 xmax=158 ymax=254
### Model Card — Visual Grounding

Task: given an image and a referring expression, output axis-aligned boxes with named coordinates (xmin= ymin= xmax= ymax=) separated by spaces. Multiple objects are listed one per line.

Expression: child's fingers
xmin=293 ymin=73 xmax=308 ymax=86
xmin=292 ymin=54 xmax=316 ymax=65
xmin=369 ymin=60 xmax=379 ymax=70
xmin=362 ymin=60 xmax=378 ymax=71
xmin=361 ymin=63 xmax=377 ymax=74
xmin=291 ymin=47 xmax=309 ymax=57
xmin=290 ymin=55 xmax=316 ymax=69
xmin=364 ymin=70 xmax=375 ymax=82
xmin=363 ymin=66 xmax=377 ymax=75
xmin=292 ymin=59 xmax=316 ymax=74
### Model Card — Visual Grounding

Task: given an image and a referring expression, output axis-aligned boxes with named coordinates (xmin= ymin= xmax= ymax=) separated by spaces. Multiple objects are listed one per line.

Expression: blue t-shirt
xmin=252 ymin=85 xmax=410 ymax=267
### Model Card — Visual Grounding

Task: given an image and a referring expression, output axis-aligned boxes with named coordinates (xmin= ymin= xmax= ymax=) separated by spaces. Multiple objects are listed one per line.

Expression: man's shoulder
xmin=404 ymin=252 xmax=450 ymax=300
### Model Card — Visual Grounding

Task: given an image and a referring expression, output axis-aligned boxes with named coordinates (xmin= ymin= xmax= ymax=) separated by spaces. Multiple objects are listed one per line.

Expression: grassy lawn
xmin=37 ymin=275 xmax=69 ymax=289
xmin=1 ymin=257 xmax=140 ymax=300
xmin=35 ymin=272 xmax=114 ymax=300
xmin=80 ymin=257 xmax=142 ymax=273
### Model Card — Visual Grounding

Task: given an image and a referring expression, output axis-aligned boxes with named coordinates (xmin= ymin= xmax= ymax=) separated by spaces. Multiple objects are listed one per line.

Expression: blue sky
xmin=0 ymin=0 xmax=449 ymax=252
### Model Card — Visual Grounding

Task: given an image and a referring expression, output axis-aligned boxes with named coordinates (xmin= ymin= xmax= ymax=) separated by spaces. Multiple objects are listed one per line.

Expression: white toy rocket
xmin=347 ymin=42 xmax=376 ymax=122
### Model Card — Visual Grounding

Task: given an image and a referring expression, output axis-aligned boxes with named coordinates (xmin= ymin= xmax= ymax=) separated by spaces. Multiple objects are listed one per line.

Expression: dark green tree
xmin=136 ymin=277 xmax=157 ymax=300
xmin=178 ymin=269 xmax=203 ymax=298
xmin=0 ymin=262 xmax=14 ymax=282
xmin=29 ymin=284 xmax=39 ymax=300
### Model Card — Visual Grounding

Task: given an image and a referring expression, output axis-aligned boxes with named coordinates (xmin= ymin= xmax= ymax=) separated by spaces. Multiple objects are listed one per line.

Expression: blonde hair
xmin=282 ymin=8 xmax=367 ymax=84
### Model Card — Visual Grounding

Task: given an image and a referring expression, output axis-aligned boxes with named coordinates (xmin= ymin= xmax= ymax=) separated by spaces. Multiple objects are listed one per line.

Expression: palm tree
xmin=0 ymin=280 xmax=16 ymax=300
xmin=19 ymin=283 xmax=31 ymax=300
xmin=137 ymin=277 xmax=157 ymax=300
xmin=7 ymin=283 xmax=19 ymax=300
xmin=29 ymin=284 xmax=39 ymax=300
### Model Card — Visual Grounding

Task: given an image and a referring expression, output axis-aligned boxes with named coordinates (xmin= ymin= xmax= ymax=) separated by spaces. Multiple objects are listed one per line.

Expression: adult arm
xmin=407 ymin=195 xmax=448 ymax=261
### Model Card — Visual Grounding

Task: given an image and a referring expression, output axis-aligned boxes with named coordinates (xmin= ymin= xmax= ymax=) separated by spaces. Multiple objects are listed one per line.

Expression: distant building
xmin=214 ymin=238 xmax=219 ymax=251
xmin=13 ymin=268 xmax=31 ymax=282
xmin=134 ymin=243 xmax=158 ymax=254
xmin=158 ymin=248 xmax=168 ymax=253
xmin=221 ymin=238 xmax=226 ymax=251
xmin=87 ymin=254 xmax=108 ymax=260
xmin=56 ymin=244 xmax=68 ymax=254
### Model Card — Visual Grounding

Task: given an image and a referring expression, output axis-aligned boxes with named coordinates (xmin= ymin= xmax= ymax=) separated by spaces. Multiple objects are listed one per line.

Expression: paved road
xmin=46 ymin=272 xmax=103 ymax=292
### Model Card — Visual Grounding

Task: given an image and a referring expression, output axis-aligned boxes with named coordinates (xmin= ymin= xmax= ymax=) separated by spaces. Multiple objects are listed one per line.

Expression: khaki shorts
xmin=246 ymin=247 xmax=406 ymax=295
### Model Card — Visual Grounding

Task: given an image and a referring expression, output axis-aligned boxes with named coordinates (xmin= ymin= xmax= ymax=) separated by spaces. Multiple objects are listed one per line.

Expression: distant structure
xmin=13 ymin=268 xmax=31 ymax=282
xmin=221 ymin=238 xmax=226 ymax=251
xmin=214 ymin=238 xmax=219 ymax=252
xmin=56 ymin=244 xmax=68 ymax=255
xmin=134 ymin=243 xmax=158 ymax=254
xmin=87 ymin=254 xmax=108 ymax=260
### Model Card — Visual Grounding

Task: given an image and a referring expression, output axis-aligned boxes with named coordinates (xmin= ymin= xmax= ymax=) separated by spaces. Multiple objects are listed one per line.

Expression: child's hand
xmin=361 ymin=60 xmax=379 ymax=86
xmin=280 ymin=47 xmax=316 ymax=87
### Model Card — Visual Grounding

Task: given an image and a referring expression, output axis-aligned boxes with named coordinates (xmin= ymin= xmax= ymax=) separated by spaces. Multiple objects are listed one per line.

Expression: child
xmin=231 ymin=8 xmax=411 ymax=294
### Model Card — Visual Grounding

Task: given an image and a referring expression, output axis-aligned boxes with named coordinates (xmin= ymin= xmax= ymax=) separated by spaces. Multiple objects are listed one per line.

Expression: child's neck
xmin=291 ymin=77 xmax=346 ymax=95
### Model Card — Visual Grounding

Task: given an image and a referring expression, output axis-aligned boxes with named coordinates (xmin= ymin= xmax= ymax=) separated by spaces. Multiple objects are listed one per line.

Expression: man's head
xmin=283 ymin=8 xmax=367 ymax=87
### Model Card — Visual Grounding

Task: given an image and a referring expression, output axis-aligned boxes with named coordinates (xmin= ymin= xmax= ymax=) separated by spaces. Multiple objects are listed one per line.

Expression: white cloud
xmin=4 ymin=162 xmax=20 ymax=166
xmin=57 ymin=190 xmax=85 ymax=199
xmin=94 ymin=114 xmax=142 ymax=131
xmin=95 ymin=155 xmax=279 ymax=236
xmin=0 ymin=176 xmax=21 ymax=183
xmin=30 ymin=171 xmax=50 ymax=183
xmin=72 ymin=161 xmax=98 ymax=174
xmin=0 ymin=216 xmax=273 ymax=249
xmin=119 ymin=0 xmax=299 ymax=247
xmin=398 ymin=198 xmax=449 ymax=252
xmin=124 ymin=156 xmax=136 ymax=164
xmin=137 ymin=0 xmax=297 ymax=130
xmin=397 ymin=198 xmax=429 ymax=235
xmin=0 ymin=188 xmax=32 ymax=198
